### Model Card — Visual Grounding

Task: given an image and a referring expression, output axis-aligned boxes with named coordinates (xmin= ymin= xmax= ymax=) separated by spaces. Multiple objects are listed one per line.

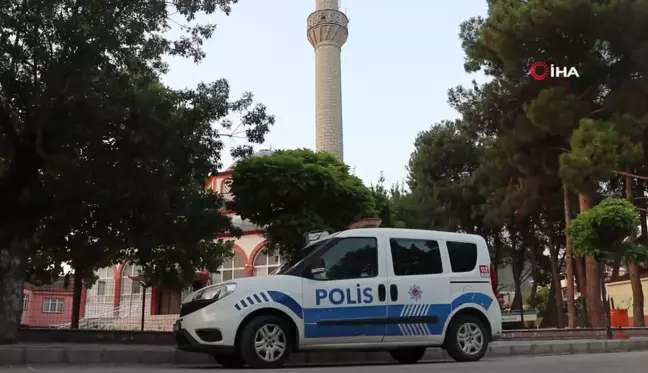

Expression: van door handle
xmin=378 ymin=284 xmax=386 ymax=302
xmin=390 ymin=284 xmax=398 ymax=301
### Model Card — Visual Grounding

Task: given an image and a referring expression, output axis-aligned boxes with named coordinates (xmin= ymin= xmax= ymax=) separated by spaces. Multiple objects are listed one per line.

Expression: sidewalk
xmin=1 ymin=338 xmax=647 ymax=366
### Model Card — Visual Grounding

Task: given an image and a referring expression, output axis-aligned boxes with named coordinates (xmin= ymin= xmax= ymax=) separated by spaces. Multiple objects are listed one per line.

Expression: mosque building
xmin=76 ymin=0 xmax=351 ymax=330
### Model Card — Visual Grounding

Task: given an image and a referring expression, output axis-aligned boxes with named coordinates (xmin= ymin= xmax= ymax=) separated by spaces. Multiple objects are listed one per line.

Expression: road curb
xmin=1 ymin=339 xmax=647 ymax=366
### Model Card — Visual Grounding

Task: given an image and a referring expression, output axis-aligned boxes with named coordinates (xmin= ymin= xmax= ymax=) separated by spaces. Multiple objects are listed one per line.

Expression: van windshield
xmin=272 ymin=238 xmax=331 ymax=275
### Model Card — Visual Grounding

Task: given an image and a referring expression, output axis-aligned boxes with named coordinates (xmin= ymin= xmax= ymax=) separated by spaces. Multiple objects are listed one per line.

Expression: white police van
xmin=173 ymin=228 xmax=502 ymax=368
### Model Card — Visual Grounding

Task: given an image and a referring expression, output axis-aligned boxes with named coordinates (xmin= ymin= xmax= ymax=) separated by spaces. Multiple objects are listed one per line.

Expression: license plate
xmin=173 ymin=320 xmax=181 ymax=332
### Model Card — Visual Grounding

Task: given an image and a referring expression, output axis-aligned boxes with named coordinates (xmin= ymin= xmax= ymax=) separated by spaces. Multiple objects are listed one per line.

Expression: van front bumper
xmin=174 ymin=320 xmax=236 ymax=355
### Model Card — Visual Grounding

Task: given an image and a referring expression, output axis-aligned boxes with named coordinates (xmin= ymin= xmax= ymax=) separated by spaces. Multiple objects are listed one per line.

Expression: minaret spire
xmin=308 ymin=0 xmax=348 ymax=160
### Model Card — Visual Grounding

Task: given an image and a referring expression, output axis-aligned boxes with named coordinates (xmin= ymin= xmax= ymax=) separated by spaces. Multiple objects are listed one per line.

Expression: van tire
xmin=212 ymin=353 xmax=246 ymax=368
xmin=444 ymin=315 xmax=489 ymax=362
xmin=238 ymin=314 xmax=293 ymax=369
xmin=388 ymin=347 xmax=426 ymax=364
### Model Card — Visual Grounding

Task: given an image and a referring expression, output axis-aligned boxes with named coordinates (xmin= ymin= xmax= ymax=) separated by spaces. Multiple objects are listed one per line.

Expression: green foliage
xmin=388 ymin=182 xmax=414 ymax=228
xmin=575 ymin=298 xmax=589 ymax=327
xmin=0 ymin=0 xmax=275 ymax=338
xmin=526 ymin=287 xmax=550 ymax=317
xmin=560 ymin=115 xmax=647 ymax=194
xmin=525 ymin=88 xmax=591 ymax=138
xmin=623 ymin=243 xmax=648 ymax=264
xmin=369 ymin=173 xmax=398 ymax=228
xmin=559 ymin=119 xmax=622 ymax=193
xmin=229 ymin=149 xmax=375 ymax=258
xmin=568 ymin=198 xmax=640 ymax=258
xmin=447 ymin=0 xmax=648 ymax=328
xmin=406 ymin=120 xmax=487 ymax=234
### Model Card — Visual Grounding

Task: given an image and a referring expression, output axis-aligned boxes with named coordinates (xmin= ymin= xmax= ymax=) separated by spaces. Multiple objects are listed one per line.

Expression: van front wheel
xmin=388 ymin=347 xmax=426 ymax=364
xmin=444 ymin=315 xmax=489 ymax=362
xmin=238 ymin=314 xmax=293 ymax=369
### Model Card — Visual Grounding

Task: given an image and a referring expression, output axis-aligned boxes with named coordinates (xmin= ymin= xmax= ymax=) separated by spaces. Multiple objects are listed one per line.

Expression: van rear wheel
xmin=238 ymin=314 xmax=293 ymax=369
xmin=444 ymin=315 xmax=489 ymax=362
xmin=389 ymin=347 xmax=426 ymax=364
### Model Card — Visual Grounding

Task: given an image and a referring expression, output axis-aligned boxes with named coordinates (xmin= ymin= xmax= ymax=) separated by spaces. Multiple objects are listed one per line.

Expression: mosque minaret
xmin=307 ymin=0 xmax=348 ymax=161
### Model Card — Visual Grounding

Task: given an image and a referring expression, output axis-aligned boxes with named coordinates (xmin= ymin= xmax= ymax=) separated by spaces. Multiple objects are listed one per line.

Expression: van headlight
xmin=193 ymin=283 xmax=237 ymax=301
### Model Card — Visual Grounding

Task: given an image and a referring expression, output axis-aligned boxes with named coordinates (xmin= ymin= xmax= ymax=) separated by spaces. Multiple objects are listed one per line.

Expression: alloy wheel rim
xmin=457 ymin=322 xmax=484 ymax=355
xmin=254 ymin=324 xmax=287 ymax=362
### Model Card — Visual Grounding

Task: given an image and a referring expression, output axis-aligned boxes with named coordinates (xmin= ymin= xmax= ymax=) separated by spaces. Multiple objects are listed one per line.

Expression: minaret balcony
xmin=307 ymin=9 xmax=348 ymax=48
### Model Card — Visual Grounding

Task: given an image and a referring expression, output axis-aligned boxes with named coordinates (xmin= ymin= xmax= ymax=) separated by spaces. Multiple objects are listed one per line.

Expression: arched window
xmin=121 ymin=264 xmax=142 ymax=295
xmin=86 ymin=266 xmax=116 ymax=318
xmin=93 ymin=267 xmax=114 ymax=301
xmin=253 ymin=249 xmax=282 ymax=276
xmin=217 ymin=251 xmax=246 ymax=282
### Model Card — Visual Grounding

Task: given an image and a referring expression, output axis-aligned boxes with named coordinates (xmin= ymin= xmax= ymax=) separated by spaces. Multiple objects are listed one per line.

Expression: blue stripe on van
xmin=268 ymin=291 xmax=304 ymax=319
xmin=303 ymin=292 xmax=492 ymax=338
xmin=231 ymin=291 xmax=492 ymax=338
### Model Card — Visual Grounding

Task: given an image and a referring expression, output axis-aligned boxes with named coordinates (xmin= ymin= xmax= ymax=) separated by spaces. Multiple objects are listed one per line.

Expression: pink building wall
xmin=21 ymin=288 xmax=74 ymax=327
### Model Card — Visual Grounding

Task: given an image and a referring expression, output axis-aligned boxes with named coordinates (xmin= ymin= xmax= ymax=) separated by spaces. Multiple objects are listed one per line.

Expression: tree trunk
xmin=511 ymin=276 xmax=522 ymax=310
xmin=585 ymin=256 xmax=604 ymax=327
xmin=574 ymin=256 xmax=587 ymax=300
xmin=528 ymin=228 xmax=539 ymax=308
xmin=625 ymin=174 xmax=645 ymax=327
xmin=0 ymin=237 xmax=28 ymax=344
xmin=643 ymin=125 xmax=648 ymax=267
xmin=600 ymin=264 xmax=613 ymax=339
xmin=549 ymin=242 xmax=566 ymax=328
xmin=640 ymin=202 xmax=647 ymax=244
xmin=71 ymin=272 xmax=84 ymax=329
xmin=510 ymin=234 xmax=525 ymax=327
xmin=563 ymin=182 xmax=576 ymax=328
xmin=580 ymin=193 xmax=605 ymax=327
xmin=611 ymin=259 xmax=620 ymax=280
xmin=641 ymin=204 xmax=648 ymax=268
xmin=529 ymin=281 xmax=538 ymax=308
xmin=512 ymin=273 xmax=525 ymax=328
xmin=511 ymin=255 xmax=523 ymax=310
xmin=628 ymin=263 xmax=645 ymax=326
xmin=540 ymin=286 xmax=559 ymax=328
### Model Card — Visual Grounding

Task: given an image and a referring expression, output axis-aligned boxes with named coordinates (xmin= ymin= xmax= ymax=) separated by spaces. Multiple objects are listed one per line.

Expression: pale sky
xmin=162 ymin=1 xmax=488 ymax=187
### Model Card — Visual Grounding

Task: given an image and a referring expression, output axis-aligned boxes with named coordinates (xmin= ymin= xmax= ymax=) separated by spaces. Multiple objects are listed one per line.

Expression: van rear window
xmin=389 ymin=238 xmax=443 ymax=276
xmin=446 ymin=241 xmax=478 ymax=272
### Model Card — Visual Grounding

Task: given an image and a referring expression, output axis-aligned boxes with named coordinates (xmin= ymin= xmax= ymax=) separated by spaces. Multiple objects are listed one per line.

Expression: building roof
xmin=225 ymin=149 xmax=273 ymax=171
xmin=24 ymin=277 xmax=74 ymax=292
xmin=230 ymin=214 xmax=262 ymax=231
xmin=607 ymin=268 xmax=648 ymax=284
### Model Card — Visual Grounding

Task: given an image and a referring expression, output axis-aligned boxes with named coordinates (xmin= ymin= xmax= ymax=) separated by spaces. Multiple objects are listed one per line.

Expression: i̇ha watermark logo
xmin=529 ymin=61 xmax=579 ymax=80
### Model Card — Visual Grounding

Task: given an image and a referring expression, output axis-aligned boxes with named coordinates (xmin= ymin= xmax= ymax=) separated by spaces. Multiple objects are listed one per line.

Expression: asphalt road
xmin=1 ymin=351 xmax=647 ymax=372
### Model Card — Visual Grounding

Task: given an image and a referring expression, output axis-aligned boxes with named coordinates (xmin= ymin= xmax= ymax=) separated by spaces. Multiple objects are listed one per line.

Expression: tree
xmin=455 ymin=0 xmax=648 ymax=327
xmin=0 ymin=0 xmax=274 ymax=342
xmin=561 ymin=114 xmax=648 ymax=326
xmin=568 ymin=197 xmax=643 ymax=328
xmin=389 ymin=182 xmax=416 ymax=229
xmin=447 ymin=80 xmax=564 ymax=323
xmin=369 ymin=172 xmax=400 ymax=228
xmin=229 ymin=149 xmax=375 ymax=258
xmin=568 ymin=198 xmax=640 ymax=260
xmin=407 ymin=120 xmax=488 ymax=235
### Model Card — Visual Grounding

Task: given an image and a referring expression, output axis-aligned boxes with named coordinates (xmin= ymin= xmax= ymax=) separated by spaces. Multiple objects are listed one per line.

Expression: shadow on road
xmin=181 ymin=360 xmax=452 ymax=370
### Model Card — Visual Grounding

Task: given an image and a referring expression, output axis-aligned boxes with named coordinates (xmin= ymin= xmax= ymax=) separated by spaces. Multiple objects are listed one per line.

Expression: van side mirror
xmin=304 ymin=265 xmax=326 ymax=278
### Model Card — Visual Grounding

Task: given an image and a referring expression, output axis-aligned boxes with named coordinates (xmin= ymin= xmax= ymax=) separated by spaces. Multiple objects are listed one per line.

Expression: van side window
xmin=446 ymin=241 xmax=478 ymax=272
xmin=310 ymin=237 xmax=378 ymax=281
xmin=389 ymin=238 xmax=443 ymax=276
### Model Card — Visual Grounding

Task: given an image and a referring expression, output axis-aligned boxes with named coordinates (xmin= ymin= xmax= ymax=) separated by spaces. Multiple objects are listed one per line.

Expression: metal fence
xmin=21 ymin=277 xmax=182 ymax=332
